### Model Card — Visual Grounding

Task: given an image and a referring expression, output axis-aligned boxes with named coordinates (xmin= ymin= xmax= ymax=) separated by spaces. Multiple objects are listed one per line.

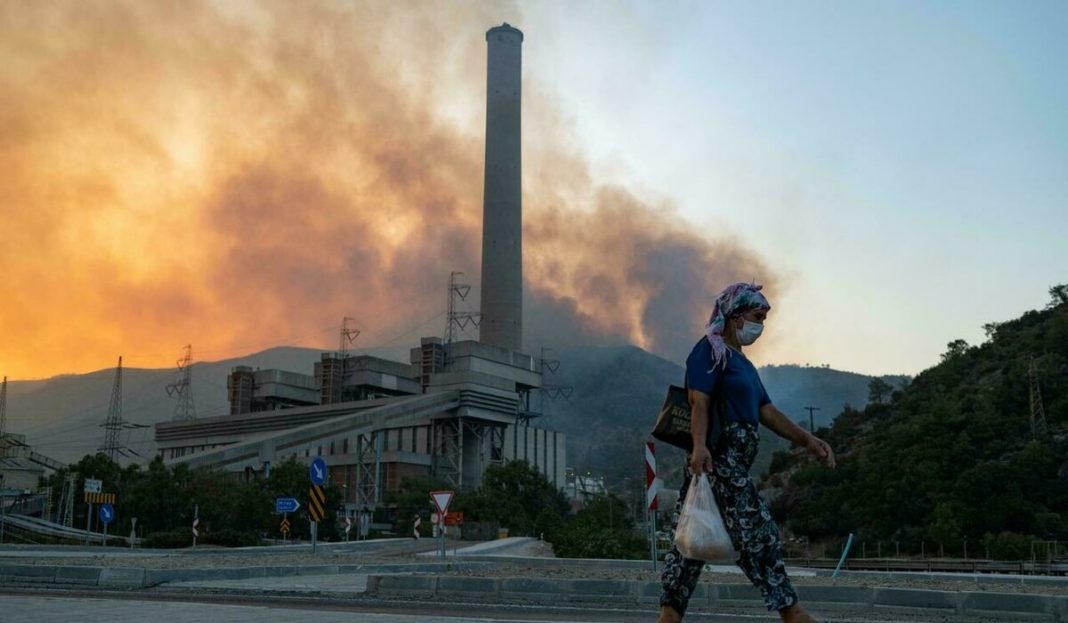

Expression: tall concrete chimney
xmin=479 ymin=23 xmax=524 ymax=353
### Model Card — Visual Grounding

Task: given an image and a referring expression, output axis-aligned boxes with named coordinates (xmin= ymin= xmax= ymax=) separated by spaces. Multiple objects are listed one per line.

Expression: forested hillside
xmin=542 ymin=345 xmax=907 ymax=491
xmin=766 ymin=286 xmax=1068 ymax=559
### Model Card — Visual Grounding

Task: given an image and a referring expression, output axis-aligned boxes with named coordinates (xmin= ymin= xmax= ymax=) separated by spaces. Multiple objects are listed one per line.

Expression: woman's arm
xmin=759 ymin=403 xmax=836 ymax=468
xmin=689 ymin=389 xmax=714 ymax=474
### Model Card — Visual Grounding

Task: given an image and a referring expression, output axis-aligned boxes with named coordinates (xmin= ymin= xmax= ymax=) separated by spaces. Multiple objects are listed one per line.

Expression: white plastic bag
xmin=674 ymin=474 xmax=733 ymax=561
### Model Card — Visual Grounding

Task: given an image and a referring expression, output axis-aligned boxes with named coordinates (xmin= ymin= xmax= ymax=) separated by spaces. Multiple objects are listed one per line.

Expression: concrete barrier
xmin=368 ymin=574 xmax=1068 ymax=621
xmin=0 ymin=561 xmax=490 ymax=589
xmin=873 ymin=587 xmax=958 ymax=610
xmin=99 ymin=567 xmax=146 ymax=587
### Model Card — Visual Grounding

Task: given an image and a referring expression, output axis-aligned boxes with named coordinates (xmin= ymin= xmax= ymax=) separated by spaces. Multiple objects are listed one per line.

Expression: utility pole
xmin=100 ymin=357 xmax=148 ymax=460
xmin=803 ymin=406 xmax=821 ymax=434
xmin=1029 ymin=355 xmax=1048 ymax=437
xmin=536 ymin=347 xmax=573 ymax=414
xmin=0 ymin=376 xmax=7 ymax=458
xmin=167 ymin=345 xmax=196 ymax=421
xmin=60 ymin=473 xmax=76 ymax=527
xmin=445 ymin=271 xmax=481 ymax=346
xmin=101 ymin=357 xmax=124 ymax=461
xmin=339 ymin=317 xmax=360 ymax=358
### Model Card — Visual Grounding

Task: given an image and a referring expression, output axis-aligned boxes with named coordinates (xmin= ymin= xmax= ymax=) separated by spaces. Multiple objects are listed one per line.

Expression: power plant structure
xmin=480 ymin=23 xmax=524 ymax=354
xmin=155 ymin=23 xmax=566 ymax=516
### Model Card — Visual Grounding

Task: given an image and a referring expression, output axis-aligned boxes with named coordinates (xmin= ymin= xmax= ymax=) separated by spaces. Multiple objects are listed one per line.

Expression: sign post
xmin=130 ymin=517 xmax=137 ymax=549
xmin=99 ymin=503 xmax=114 ymax=546
xmin=645 ymin=442 xmax=659 ymax=571
xmin=83 ymin=477 xmax=101 ymax=546
xmin=280 ymin=514 xmax=291 ymax=542
xmin=308 ymin=457 xmax=327 ymax=553
xmin=275 ymin=498 xmax=301 ymax=514
xmin=192 ymin=504 xmax=199 ymax=548
xmin=275 ymin=498 xmax=298 ymax=544
xmin=430 ymin=490 xmax=454 ymax=560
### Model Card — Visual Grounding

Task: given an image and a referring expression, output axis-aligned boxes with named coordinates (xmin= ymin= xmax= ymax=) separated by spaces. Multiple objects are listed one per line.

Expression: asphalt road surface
xmin=0 ymin=589 xmax=1024 ymax=623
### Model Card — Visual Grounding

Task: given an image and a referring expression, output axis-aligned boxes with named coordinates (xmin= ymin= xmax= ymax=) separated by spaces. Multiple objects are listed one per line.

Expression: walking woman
xmin=658 ymin=282 xmax=836 ymax=623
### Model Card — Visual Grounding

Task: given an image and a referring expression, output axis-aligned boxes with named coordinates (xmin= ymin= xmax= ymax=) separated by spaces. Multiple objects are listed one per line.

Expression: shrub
xmin=200 ymin=528 xmax=262 ymax=548
xmin=981 ymin=531 xmax=1032 ymax=560
xmin=142 ymin=529 xmax=191 ymax=549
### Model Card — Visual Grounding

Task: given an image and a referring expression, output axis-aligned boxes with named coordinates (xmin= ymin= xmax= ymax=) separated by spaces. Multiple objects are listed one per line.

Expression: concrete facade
xmin=0 ymin=434 xmax=51 ymax=491
xmin=479 ymin=23 xmax=524 ymax=353
xmin=156 ymin=339 xmax=565 ymax=513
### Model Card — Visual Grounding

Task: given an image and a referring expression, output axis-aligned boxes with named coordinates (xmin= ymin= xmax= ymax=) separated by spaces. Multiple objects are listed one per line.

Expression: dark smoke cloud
xmin=523 ymin=186 xmax=777 ymax=360
xmin=0 ymin=0 xmax=779 ymax=378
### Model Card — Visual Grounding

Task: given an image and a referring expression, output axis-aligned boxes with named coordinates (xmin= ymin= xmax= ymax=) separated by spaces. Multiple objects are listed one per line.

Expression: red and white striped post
xmin=645 ymin=441 xmax=659 ymax=569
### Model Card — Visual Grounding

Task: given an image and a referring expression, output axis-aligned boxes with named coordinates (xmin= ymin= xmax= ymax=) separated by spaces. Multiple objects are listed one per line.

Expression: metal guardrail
xmin=2 ymin=513 xmax=131 ymax=545
xmin=791 ymin=557 xmax=1068 ymax=576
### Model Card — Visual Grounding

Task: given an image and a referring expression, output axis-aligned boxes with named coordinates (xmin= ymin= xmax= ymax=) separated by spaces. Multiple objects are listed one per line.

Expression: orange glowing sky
xmin=1 ymin=1 xmax=775 ymax=380
xmin=13 ymin=1 xmax=1063 ymax=381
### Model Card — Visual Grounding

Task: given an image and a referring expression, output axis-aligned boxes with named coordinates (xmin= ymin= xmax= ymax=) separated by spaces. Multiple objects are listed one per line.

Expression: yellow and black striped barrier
xmin=84 ymin=492 xmax=115 ymax=505
xmin=308 ymin=485 xmax=326 ymax=522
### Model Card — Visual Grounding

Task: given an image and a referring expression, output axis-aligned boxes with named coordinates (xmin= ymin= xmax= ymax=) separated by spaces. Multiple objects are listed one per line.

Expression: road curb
xmin=367 ymin=574 xmax=1068 ymax=621
xmin=0 ymin=561 xmax=489 ymax=588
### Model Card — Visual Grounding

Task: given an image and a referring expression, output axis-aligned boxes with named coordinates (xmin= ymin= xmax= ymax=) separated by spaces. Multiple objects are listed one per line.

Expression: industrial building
xmin=157 ymin=339 xmax=566 ymax=510
xmin=156 ymin=23 xmax=568 ymax=515
xmin=0 ymin=435 xmax=47 ymax=491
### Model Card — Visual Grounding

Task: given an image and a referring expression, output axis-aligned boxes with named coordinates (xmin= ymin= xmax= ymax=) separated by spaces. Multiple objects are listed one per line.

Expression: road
xmin=0 ymin=589 xmax=1020 ymax=623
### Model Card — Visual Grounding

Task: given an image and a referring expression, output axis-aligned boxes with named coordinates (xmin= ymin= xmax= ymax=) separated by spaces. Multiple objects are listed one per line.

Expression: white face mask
xmin=737 ymin=320 xmax=764 ymax=346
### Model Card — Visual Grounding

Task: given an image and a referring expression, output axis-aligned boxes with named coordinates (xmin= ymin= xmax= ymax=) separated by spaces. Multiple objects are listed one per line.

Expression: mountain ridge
xmin=4 ymin=343 xmax=906 ymax=468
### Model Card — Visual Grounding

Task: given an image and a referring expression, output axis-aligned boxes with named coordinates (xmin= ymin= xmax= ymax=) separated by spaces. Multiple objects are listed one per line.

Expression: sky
xmin=1 ymin=0 xmax=1065 ymax=381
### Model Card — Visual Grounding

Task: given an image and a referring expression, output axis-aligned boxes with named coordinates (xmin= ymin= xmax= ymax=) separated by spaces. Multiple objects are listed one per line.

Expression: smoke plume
xmin=0 ymin=0 xmax=777 ymax=379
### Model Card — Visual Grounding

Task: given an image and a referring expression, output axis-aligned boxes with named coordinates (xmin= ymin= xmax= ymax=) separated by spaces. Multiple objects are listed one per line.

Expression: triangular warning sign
xmin=430 ymin=490 xmax=454 ymax=515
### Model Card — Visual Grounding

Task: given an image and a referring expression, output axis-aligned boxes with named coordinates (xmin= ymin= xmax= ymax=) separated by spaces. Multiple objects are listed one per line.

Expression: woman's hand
xmin=805 ymin=435 xmax=836 ymax=469
xmin=689 ymin=445 xmax=714 ymax=475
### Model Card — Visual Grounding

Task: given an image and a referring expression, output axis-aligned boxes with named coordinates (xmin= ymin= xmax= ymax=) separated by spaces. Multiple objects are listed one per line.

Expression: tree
xmin=550 ymin=494 xmax=647 ymax=559
xmin=1049 ymin=284 xmax=1068 ymax=309
xmin=386 ymin=475 xmax=450 ymax=537
xmin=454 ymin=461 xmax=569 ymax=535
xmin=926 ymin=502 xmax=964 ymax=553
xmin=940 ymin=339 xmax=970 ymax=362
xmin=867 ymin=377 xmax=893 ymax=405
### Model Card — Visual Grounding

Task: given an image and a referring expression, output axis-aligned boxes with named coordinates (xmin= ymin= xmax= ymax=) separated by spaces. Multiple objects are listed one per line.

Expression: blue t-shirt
xmin=685 ymin=338 xmax=771 ymax=425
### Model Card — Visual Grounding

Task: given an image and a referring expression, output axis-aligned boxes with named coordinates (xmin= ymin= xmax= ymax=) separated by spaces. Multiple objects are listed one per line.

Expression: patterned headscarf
xmin=705 ymin=282 xmax=771 ymax=369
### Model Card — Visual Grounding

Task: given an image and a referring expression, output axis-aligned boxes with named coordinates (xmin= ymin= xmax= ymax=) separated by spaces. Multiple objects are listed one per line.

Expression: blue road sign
xmin=98 ymin=503 xmax=115 ymax=525
xmin=309 ymin=457 xmax=327 ymax=486
xmin=275 ymin=497 xmax=301 ymax=513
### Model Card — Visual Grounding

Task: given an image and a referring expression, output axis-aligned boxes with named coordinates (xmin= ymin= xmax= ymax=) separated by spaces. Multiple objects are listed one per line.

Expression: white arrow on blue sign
xmin=275 ymin=497 xmax=301 ymax=513
xmin=98 ymin=503 xmax=114 ymax=525
xmin=309 ymin=457 xmax=327 ymax=486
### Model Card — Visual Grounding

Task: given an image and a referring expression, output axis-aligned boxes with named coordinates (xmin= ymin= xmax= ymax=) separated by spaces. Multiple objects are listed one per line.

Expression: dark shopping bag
xmin=651 ymin=382 xmax=723 ymax=452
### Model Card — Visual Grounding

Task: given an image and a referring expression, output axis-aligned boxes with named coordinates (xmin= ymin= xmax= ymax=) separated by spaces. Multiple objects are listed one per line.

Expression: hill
xmin=537 ymin=345 xmax=908 ymax=490
xmin=765 ymin=286 xmax=1068 ymax=559
xmin=5 ymin=341 xmax=904 ymax=475
xmin=3 ymin=346 xmax=327 ymax=464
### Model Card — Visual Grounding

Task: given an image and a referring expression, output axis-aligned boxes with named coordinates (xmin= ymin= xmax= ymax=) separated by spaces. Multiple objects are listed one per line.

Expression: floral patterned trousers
xmin=659 ymin=421 xmax=798 ymax=615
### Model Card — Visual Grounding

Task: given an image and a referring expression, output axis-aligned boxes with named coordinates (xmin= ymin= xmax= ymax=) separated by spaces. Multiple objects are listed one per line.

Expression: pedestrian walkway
xmin=0 ymin=594 xmax=649 ymax=623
